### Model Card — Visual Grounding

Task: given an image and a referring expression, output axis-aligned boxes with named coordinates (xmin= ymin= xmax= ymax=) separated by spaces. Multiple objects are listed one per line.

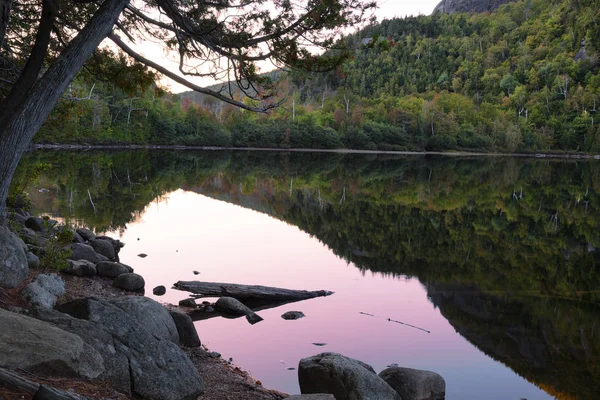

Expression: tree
xmin=0 ymin=0 xmax=376 ymax=223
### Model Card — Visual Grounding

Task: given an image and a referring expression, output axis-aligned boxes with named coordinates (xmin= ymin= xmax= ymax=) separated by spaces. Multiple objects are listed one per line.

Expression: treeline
xmin=35 ymin=0 xmax=600 ymax=153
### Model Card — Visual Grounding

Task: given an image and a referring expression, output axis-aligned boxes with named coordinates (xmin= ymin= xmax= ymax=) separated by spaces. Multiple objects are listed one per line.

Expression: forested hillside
xmin=36 ymin=0 xmax=600 ymax=153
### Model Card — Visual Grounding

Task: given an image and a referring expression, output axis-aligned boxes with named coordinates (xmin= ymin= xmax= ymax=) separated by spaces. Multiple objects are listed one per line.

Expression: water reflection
xmin=14 ymin=150 xmax=600 ymax=399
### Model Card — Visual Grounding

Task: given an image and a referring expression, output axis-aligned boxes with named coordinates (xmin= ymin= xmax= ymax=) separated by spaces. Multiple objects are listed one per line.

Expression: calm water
xmin=14 ymin=150 xmax=600 ymax=399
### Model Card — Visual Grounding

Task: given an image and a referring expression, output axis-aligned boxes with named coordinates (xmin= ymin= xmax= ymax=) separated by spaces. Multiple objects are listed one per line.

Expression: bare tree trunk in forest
xmin=0 ymin=0 xmax=129 ymax=225
xmin=0 ymin=0 xmax=12 ymax=48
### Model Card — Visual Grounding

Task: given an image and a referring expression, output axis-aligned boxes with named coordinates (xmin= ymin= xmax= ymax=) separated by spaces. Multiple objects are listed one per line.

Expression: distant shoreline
xmin=32 ymin=143 xmax=600 ymax=160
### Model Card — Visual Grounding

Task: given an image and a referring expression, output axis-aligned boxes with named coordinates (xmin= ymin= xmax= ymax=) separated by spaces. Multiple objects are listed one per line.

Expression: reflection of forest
xmin=15 ymin=150 xmax=600 ymax=399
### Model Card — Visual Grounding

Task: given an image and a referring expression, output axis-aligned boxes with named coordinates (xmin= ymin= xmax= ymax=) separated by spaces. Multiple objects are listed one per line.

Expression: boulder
xmin=179 ymin=298 xmax=197 ymax=308
xmin=76 ymin=228 xmax=96 ymax=242
xmin=379 ymin=367 xmax=446 ymax=400
xmin=282 ymin=311 xmax=305 ymax=320
xmin=96 ymin=261 xmax=129 ymax=278
xmin=27 ymin=251 xmax=40 ymax=268
xmin=298 ymin=353 xmax=401 ymax=400
xmin=90 ymin=239 xmax=115 ymax=260
xmin=8 ymin=211 xmax=28 ymax=226
xmin=67 ymin=243 xmax=104 ymax=264
xmin=73 ymin=231 xmax=85 ymax=243
xmin=64 ymin=259 xmax=97 ymax=277
xmin=215 ymin=296 xmax=264 ymax=324
xmin=112 ymin=273 xmax=145 ymax=292
xmin=0 ymin=308 xmax=103 ymax=379
xmin=0 ymin=226 xmax=29 ymax=288
xmin=25 ymin=217 xmax=45 ymax=232
xmin=153 ymin=285 xmax=166 ymax=296
xmin=169 ymin=310 xmax=201 ymax=347
xmin=42 ymin=296 xmax=203 ymax=399
xmin=19 ymin=226 xmax=39 ymax=245
xmin=20 ymin=273 xmax=65 ymax=309
xmin=286 ymin=395 xmax=336 ymax=400
xmin=96 ymin=235 xmax=124 ymax=254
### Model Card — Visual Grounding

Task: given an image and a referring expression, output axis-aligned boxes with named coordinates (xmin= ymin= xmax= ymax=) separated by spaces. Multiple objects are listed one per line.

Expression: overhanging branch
xmin=109 ymin=33 xmax=278 ymax=113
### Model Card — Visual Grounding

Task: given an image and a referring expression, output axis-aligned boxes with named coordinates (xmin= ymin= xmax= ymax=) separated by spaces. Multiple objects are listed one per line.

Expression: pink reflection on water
xmin=110 ymin=190 xmax=551 ymax=399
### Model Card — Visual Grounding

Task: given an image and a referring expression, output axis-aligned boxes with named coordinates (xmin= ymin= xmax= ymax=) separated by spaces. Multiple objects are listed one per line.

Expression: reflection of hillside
xmin=14 ymin=150 xmax=600 ymax=399
xmin=427 ymin=283 xmax=600 ymax=400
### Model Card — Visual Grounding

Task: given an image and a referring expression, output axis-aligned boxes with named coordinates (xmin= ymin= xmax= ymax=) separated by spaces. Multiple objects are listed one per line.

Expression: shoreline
xmin=32 ymin=143 xmax=600 ymax=160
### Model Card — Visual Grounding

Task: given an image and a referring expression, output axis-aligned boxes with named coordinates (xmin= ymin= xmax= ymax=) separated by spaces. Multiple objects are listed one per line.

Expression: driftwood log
xmin=0 ymin=367 xmax=88 ymax=400
xmin=173 ymin=281 xmax=333 ymax=301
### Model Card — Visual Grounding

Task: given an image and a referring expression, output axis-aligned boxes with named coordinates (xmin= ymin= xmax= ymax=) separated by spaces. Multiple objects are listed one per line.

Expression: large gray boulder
xmin=379 ymin=367 xmax=446 ymax=400
xmin=25 ymin=216 xmax=45 ymax=232
xmin=215 ymin=296 xmax=264 ymax=324
xmin=0 ymin=226 xmax=29 ymax=288
xmin=90 ymin=239 xmax=115 ymax=260
xmin=42 ymin=296 xmax=203 ymax=399
xmin=169 ymin=310 xmax=201 ymax=348
xmin=298 ymin=353 xmax=401 ymax=400
xmin=67 ymin=243 xmax=106 ymax=264
xmin=20 ymin=273 xmax=65 ymax=309
xmin=0 ymin=308 xmax=104 ymax=379
xmin=286 ymin=395 xmax=336 ymax=400
xmin=64 ymin=259 xmax=97 ymax=277
xmin=112 ymin=273 xmax=145 ymax=292
xmin=96 ymin=261 xmax=130 ymax=278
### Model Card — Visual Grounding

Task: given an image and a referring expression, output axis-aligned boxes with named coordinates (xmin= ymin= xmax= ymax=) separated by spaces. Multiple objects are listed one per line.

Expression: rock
xmin=27 ymin=251 xmax=41 ymax=268
xmin=179 ymin=298 xmax=197 ymax=308
xmin=193 ymin=270 xmax=200 ymax=275
xmin=67 ymin=243 xmax=103 ymax=264
xmin=286 ymin=395 xmax=336 ymax=400
xmin=96 ymin=235 xmax=124 ymax=254
xmin=25 ymin=216 xmax=45 ymax=232
xmin=0 ymin=308 xmax=103 ymax=379
xmin=112 ymin=273 xmax=145 ymax=292
xmin=96 ymin=261 xmax=129 ymax=278
xmin=20 ymin=273 xmax=65 ymax=309
xmin=121 ymin=263 xmax=134 ymax=273
xmin=209 ymin=351 xmax=221 ymax=358
xmin=64 ymin=259 xmax=97 ymax=277
xmin=0 ymin=226 xmax=29 ymax=288
xmin=379 ymin=367 xmax=446 ymax=400
xmin=42 ymin=296 xmax=202 ymax=399
xmin=73 ymin=231 xmax=85 ymax=243
xmin=19 ymin=226 xmax=39 ymax=245
xmin=313 ymin=343 xmax=327 ymax=347
xmin=76 ymin=228 xmax=96 ymax=242
xmin=138 ymin=253 xmax=148 ymax=258
xmin=153 ymin=285 xmax=167 ymax=296
xmin=169 ymin=311 xmax=201 ymax=347
xmin=90 ymin=239 xmax=115 ymax=260
xmin=8 ymin=211 xmax=28 ymax=226
xmin=14 ymin=207 xmax=29 ymax=217
xmin=215 ymin=296 xmax=264 ymax=325
xmin=205 ymin=305 xmax=215 ymax=312
xmin=298 ymin=352 xmax=401 ymax=400
xmin=282 ymin=311 xmax=305 ymax=320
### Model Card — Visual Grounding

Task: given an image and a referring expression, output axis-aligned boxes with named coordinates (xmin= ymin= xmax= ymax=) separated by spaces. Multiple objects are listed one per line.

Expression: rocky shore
xmin=1 ymin=208 xmax=447 ymax=399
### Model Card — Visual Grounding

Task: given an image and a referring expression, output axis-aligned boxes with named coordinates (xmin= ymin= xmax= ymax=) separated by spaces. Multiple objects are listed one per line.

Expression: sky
xmin=153 ymin=1 xmax=441 ymax=93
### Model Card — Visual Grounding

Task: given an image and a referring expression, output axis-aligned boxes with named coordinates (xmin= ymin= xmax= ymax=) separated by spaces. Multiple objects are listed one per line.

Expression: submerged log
xmin=173 ymin=281 xmax=333 ymax=301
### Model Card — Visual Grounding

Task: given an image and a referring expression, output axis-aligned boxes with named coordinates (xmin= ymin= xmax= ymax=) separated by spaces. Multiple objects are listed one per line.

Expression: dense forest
xmin=35 ymin=0 xmax=600 ymax=153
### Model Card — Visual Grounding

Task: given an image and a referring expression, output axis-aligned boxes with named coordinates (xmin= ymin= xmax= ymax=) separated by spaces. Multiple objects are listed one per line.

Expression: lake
xmin=13 ymin=150 xmax=600 ymax=399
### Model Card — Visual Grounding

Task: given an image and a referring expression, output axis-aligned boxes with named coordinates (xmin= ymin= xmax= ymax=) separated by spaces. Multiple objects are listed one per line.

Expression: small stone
xmin=179 ymin=298 xmax=197 ymax=308
xmin=313 ymin=343 xmax=327 ymax=346
xmin=112 ymin=273 xmax=145 ymax=292
xmin=26 ymin=252 xmax=40 ymax=269
xmin=209 ymin=352 xmax=221 ymax=358
xmin=205 ymin=306 xmax=215 ymax=313
xmin=282 ymin=311 xmax=305 ymax=320
xmin=153 ymin=286 xmax=167 ymax=296
xmin=138 ymin=253 xmax=148 ymax=258
xmin=287 ymin=367 xmax=296 ymax=370
xmin=193 ymin=270 xmax=200 ymax=275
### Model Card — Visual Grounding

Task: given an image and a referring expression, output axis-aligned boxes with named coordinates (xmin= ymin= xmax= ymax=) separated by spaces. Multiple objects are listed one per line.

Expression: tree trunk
xmin=0 ymin=0 xmax=129 ymax=225
xmin=0 ymin=0 xmax=12 ymax=49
